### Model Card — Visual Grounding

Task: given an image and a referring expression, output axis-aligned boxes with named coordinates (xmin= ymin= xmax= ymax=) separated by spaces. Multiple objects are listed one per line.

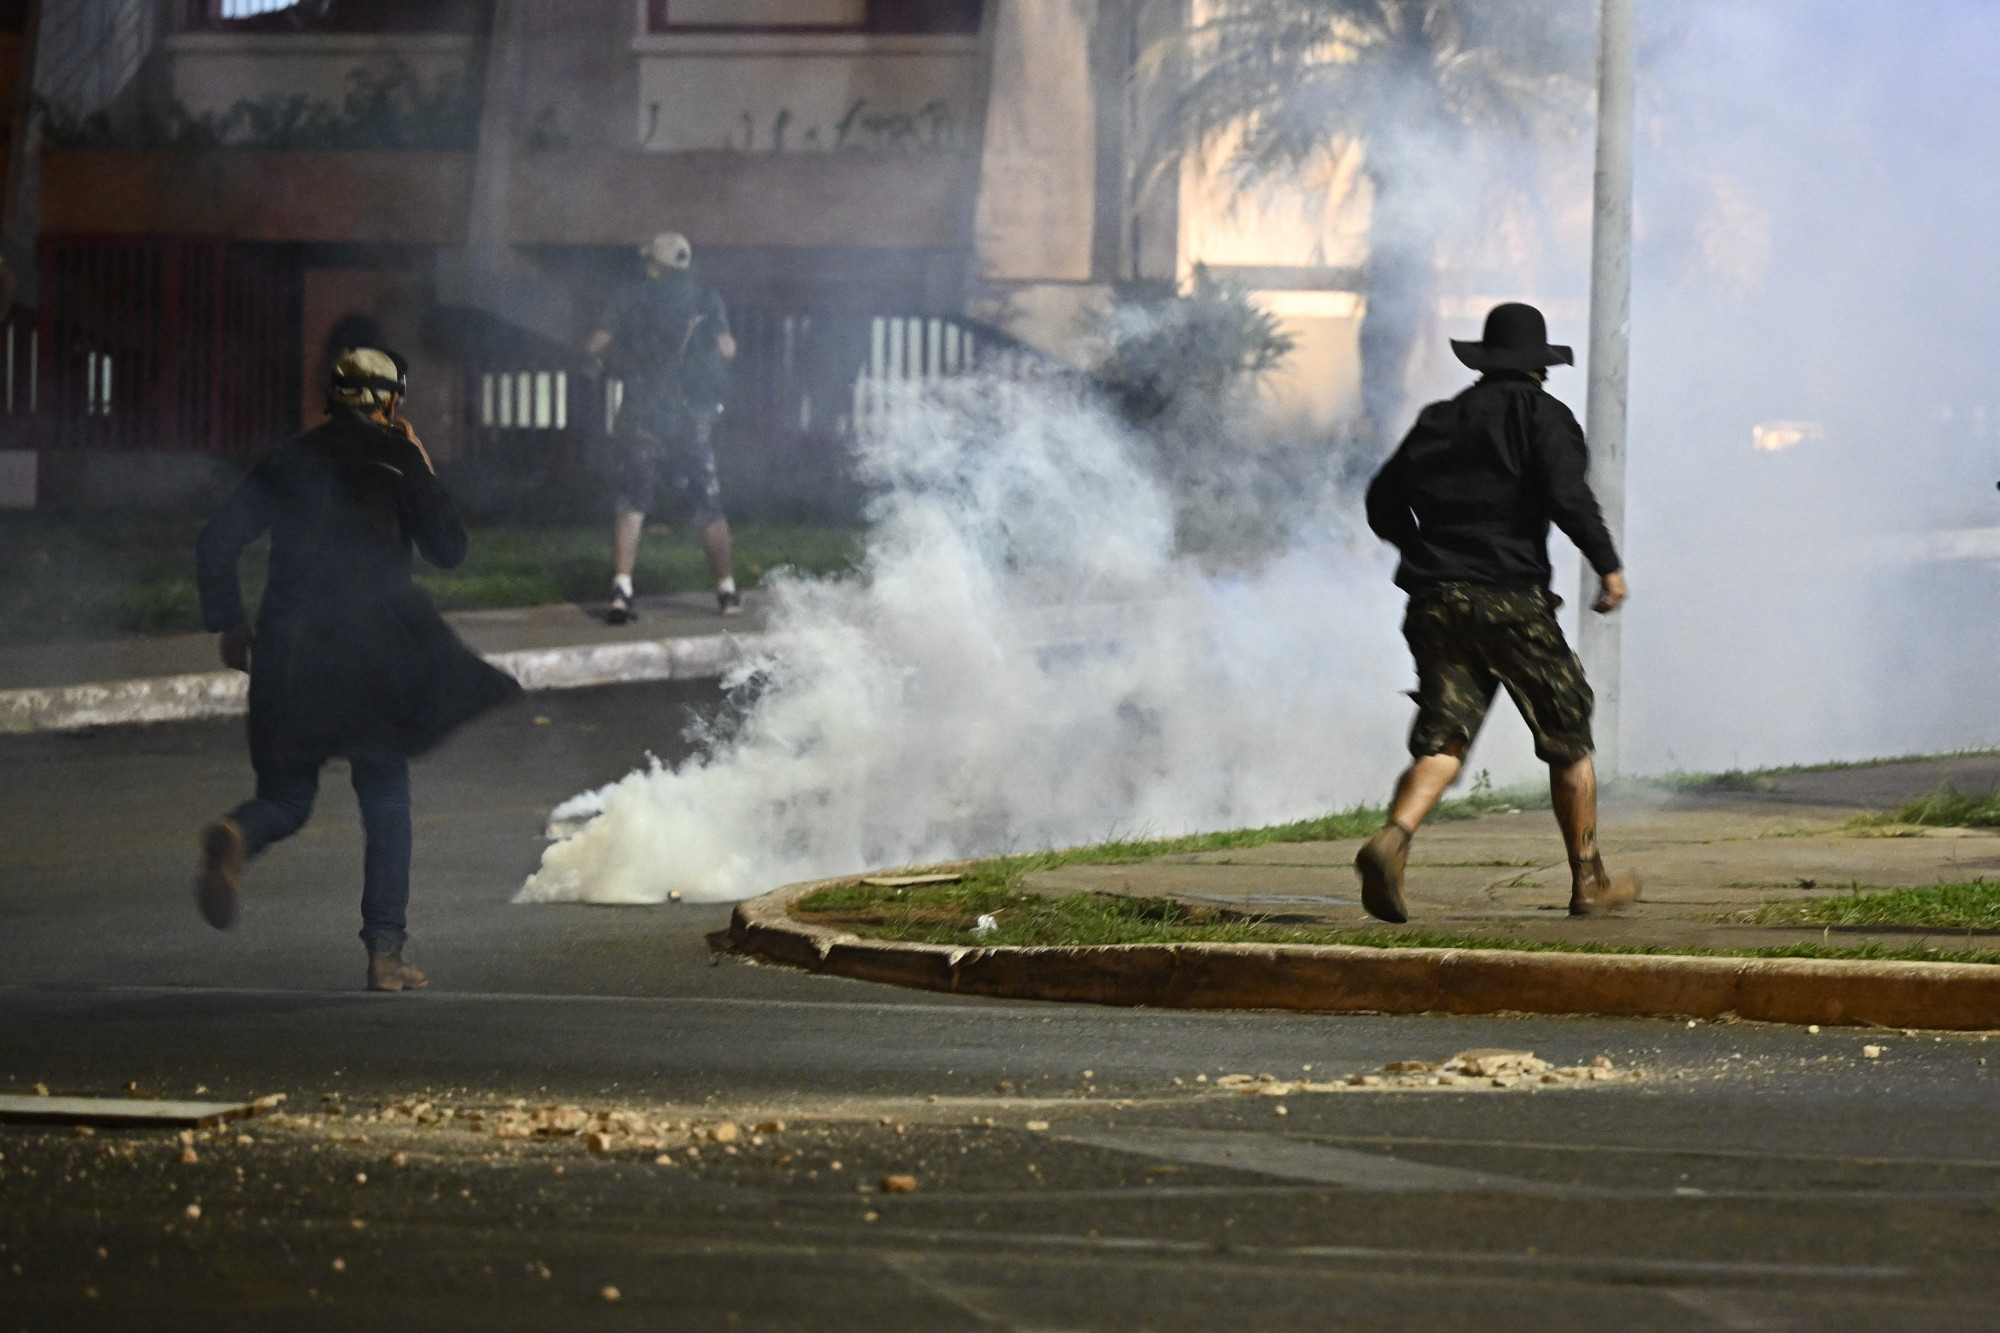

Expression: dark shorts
xmin=610 ymin=399 xmax=724 ymax=525
xmin=1402 ymin=582 xmax=1594 ymax=765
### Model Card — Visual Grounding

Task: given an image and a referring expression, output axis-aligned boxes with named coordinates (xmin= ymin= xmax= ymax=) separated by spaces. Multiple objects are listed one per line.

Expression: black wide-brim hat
xmin=1451 ymin=302 xmax=1573 ymax=372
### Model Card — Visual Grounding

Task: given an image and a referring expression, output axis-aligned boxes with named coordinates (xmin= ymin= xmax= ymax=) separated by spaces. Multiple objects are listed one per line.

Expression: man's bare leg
xmin=702 ymin=516 xmax=741 ymax=614
xmin=1358 ymin=742 xmax=1465 ymax=923
xmin=1551 ymin=754 xmax=1638 ymax=914
xmin=610 ymin=505 xmax=645 ymax=622
xmin=1390 ymin=751 xmax=1464 ymax=833
xmin=700 ymin=516 xmax=733 ymax=585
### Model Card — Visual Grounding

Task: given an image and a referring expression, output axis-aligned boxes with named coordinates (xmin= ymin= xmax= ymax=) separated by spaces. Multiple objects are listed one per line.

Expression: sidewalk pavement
xmin=0 ymin=591 xmax=774 ymax=733
xmin=1020 ymin=754 xmax=2000 ymax=959
xmin=734 ymin=756 xmax=2000 ymax=1029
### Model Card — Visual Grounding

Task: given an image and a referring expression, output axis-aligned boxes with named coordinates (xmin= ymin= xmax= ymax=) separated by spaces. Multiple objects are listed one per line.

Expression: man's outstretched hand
xmin=219 ymin=621 xmax=253 ymax=672
xmin=1593 ymin=571 xmax=1628 ymax=614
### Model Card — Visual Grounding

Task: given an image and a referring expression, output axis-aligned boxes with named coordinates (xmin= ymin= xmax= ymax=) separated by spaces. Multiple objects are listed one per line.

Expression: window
xmin=479 ymin=370 xmax=567 ymax=431
xmin=648 ymin=0 xmax=981 ymax=34
xmin=85 ymin=351 xmax=113 ymax=418
xmin=188 ymin=1 xmax=489 ymax=33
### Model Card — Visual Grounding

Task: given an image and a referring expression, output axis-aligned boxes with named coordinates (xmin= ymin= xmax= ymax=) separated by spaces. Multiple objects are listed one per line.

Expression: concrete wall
xmin=633 ymin=31 xmax=978 ymax=154
xmin=41 ymin=149 xmax=963 ymax=250
xmin=966 ymin=0 xmax=1101 ymax=361
xmin=165 ymin=32 xmax=478 ymax=123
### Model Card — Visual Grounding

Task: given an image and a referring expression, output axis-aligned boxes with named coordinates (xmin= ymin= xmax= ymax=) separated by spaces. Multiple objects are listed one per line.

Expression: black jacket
xmin=1365 ymin=374 xmax=1621 ymax=591
xmin=598 ymin=271 xmax=732 ymax=414
xmin=197 ymin=409 xmax=521 ymax=773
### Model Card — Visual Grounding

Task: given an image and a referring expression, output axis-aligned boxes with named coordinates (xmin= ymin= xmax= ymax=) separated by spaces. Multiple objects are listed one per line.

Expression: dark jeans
xmin=230 ymin=754 xmax=411 ymax=947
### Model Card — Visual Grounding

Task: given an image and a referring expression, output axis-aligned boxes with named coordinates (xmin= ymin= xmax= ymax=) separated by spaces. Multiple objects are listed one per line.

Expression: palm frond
xmin=1143 ymin=0 xmax=1592 ymax=194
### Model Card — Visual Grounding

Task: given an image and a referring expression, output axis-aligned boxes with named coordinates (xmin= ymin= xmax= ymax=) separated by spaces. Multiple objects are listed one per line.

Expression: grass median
xmin=791 ymin=787 xmax=2000 ymax=966
xmin=793 ymin=878 xmax=2000 ymax=966
xmin=0 ymin=514 xmax=862 ymax=646
xmin=1751 ymin=879 xmax=2000 ymax=932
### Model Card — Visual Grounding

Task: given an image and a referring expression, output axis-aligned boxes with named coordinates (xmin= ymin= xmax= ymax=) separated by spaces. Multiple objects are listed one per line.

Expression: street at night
xmin=6 ymin=683 xmax=2000 ymax=1330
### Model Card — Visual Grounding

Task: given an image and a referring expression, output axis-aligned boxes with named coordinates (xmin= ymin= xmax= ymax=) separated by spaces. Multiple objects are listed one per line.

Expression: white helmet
xmin=639 ymin=232 xmax=693 ymax=271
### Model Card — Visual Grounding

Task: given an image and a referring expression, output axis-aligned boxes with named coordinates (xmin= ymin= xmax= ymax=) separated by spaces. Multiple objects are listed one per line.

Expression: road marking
xmin=792 ymin=1226 xmax=1912 ymax=1281
xmin=1290 ymin=1130 xmax=2000 ymax=1173
xmin=1061 ymin=1127 xmax=1595 ymax=1196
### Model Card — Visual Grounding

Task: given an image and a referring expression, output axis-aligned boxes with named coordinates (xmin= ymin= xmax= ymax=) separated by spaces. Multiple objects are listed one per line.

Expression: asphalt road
xmin=4 ymin=682 xmax=1999 ymax=1331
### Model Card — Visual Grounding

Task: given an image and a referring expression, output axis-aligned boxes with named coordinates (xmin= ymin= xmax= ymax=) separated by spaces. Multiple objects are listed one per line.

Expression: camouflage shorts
xmin=610 ymin=401 xmax=724 ymax=525
xmin=1402 ymin=583 xmax=1594 ymax=765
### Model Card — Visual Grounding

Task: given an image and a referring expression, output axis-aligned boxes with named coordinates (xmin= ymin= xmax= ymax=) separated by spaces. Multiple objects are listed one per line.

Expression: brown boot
xmin=1356 ymin=822 xmax=1413 ymax=923
xmin=194 ymin=818 xmax=247 ymax=930
xmin=366 ymin=940 xmax=428 ymax=992
xmin=1568 ymin=857 xmax=1641 ymax=917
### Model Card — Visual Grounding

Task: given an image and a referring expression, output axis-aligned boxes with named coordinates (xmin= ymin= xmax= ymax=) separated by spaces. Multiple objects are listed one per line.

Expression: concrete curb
xmin=730 ymin=880 xmax=2000 ymax=1030
xmin=0 ymin=631 xmax=775 ymax=734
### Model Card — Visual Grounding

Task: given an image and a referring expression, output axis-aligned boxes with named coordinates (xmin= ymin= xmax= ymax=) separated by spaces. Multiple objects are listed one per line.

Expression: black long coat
xmin=197 ymin=408 xmax=522 ymax=775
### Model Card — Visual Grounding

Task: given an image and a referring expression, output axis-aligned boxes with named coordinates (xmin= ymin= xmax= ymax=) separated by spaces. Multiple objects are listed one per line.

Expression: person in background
xmin=585 ymin=231 xmax=740 ymax=621
xmin=193 ymin=348 xmax=522 ymax=990
xmin=1358 ymin=302 xmax=1636 ymax=923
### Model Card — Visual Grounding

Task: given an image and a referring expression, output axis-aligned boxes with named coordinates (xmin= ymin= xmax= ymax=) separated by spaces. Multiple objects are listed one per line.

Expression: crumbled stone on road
xmin=879 ymin=1174 xmax=917 ymax=1193
xmin=1864 ymin=1045 xmax=1884 ymax=1058
xmin=1216 ymin=1048 xmax=1643 ymax=1095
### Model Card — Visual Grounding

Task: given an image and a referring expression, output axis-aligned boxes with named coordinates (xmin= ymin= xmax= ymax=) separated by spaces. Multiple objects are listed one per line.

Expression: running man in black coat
xmin=193 ymin=349 xmax=522 ymax=990
xmin=1358 ymin=303 xmax=1636 ymax=923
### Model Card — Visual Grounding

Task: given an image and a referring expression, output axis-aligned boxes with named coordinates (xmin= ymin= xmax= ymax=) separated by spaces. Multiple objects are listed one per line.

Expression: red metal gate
xmin=36 ymin=235 xmax=301 ymax=456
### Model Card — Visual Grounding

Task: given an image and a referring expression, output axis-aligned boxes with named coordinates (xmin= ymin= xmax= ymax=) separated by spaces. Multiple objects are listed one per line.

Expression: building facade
xmin=1 ymin=0 xmax=1369 ymax=512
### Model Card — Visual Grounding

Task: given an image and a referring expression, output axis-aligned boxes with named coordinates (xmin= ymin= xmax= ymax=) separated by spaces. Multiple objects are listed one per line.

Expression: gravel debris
xmin=1215 ymin=1049 xmax=1646 ymax=1094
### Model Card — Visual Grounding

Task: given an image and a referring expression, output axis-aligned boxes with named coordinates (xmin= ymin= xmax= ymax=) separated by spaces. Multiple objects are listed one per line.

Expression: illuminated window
xmin=479 ymin=371 xmax=568 ymax=431
xmin=85 ymin=351 xmax=113 ymax=417
xmin=217 ymin=0 xmax=296 ymax=17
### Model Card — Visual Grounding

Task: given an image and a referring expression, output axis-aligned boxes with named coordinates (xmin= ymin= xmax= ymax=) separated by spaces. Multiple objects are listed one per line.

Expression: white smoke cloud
xmin=1609 ymin=0 xmax=2000 ymax=773
xmin=516 ymin=372 xmax=1544 ymax=905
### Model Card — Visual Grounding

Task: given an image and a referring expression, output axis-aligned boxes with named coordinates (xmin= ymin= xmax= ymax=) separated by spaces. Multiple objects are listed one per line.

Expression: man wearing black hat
xmin=192 ymin=349 xmax=523 ymax=990
xmin=1357 ymin=302 xmax=1635 ymax=922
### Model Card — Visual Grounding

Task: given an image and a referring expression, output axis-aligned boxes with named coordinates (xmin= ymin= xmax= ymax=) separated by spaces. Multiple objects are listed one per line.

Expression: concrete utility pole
xmin=1581 ymin=0 xmax=1634 ymax=777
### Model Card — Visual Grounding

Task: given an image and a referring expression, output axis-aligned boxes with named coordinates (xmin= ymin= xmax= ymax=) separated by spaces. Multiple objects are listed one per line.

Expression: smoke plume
xmin=516 ymin=372 xmax=1545 ymax=905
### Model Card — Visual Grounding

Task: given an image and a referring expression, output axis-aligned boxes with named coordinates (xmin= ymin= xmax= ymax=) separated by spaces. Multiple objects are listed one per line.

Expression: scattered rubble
xmin=879 ymin=1173 xmax=918 ymax=1193
xmin=1213 ymin=1049 xmax=1646 ymax=1094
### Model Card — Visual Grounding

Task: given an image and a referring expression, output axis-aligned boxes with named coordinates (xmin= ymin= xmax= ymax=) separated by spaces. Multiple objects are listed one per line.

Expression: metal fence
xmin=35 ymin=236 xmax=301 ymax=456
xmin=456 ymin=301 xmax=998 ymax=519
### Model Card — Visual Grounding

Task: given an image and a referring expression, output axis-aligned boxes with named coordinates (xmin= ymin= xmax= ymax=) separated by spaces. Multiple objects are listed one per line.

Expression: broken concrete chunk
xmin=879 ymin=1174 xmax=918 ymax=1193
xmin=0 ymin=1095 xmax=263 ymax=1129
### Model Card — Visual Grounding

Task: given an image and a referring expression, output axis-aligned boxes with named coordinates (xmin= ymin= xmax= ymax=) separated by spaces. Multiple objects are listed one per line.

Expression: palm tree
xmin=1150 ymin=0 xmax=1593 ymax=445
